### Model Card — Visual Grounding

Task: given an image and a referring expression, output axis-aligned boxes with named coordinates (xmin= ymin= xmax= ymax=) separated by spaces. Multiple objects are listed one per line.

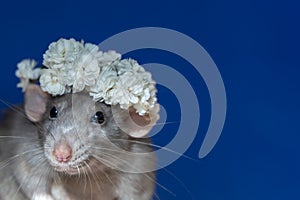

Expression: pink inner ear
xmin=116 ymin=106 xmax=159 ymax=138
xmin=129 ymin=107 xmax=151 ymax=127
xmin=25 ymin=84 xmax=48 ymax=122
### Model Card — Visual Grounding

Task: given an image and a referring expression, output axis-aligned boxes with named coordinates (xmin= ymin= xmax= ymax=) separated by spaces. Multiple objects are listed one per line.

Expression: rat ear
xmin=113 ymin=105 xmax=160 ymax=138
xmin=24 ymin=84 xmax=49 ymax=122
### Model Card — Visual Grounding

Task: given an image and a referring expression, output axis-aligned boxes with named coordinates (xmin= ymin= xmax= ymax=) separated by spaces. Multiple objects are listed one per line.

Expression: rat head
xmin=24 ymin=84 xmax=159 ymax=175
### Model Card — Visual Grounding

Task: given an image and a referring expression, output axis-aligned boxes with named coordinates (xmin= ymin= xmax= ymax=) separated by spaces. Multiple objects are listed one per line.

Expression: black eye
xmin=91 ymin=111 xmax=105 ymax=124
xmin=50 ymin=106 xmax=58 ymax=119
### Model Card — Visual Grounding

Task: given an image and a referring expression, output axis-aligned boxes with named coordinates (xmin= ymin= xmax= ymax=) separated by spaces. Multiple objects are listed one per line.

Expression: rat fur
xmin=0 ymin=84 xmax=159 ymax=200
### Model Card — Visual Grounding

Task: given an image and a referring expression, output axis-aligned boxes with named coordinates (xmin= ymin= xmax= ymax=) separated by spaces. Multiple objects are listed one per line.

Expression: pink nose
xmin=53 ymin=143 xmax=72 ymax=163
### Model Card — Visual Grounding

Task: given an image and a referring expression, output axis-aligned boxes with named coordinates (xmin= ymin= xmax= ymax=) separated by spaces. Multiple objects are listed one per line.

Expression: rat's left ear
xmin=113 ymin=105 xmax=160 ymax=138
xmin=24 ymin=84 xmax=49 ymax=122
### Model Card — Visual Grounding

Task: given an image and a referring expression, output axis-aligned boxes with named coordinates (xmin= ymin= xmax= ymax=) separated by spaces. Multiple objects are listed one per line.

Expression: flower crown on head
xmin=16 ymin=38 xmax=158 ymax=116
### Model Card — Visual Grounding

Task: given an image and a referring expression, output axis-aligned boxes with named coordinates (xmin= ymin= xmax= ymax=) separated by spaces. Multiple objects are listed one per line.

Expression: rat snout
xmin=53 ymin=143 xmax=72 ymax=163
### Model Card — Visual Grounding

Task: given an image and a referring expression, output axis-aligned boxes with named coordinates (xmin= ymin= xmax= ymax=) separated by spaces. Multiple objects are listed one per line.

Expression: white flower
xmin=72 ymin=50 xmax=100 ymax=92
xmin=114 ymin=58 xmax=144 ymax=76
xmin=84 ymin=43 xmax=121 ymax=66
xmin=43 ymin=38 xmax=84 ymax=69
xmin=110 ymin=81 xmax=138 ymax=110
xmin=18 ymin=38 xmax=158 ymax=116
xmin=98 ymin=50 xmax=121 ymax=66
xmin=15 ymin=59 xmax=40 ymax=92
xmin=16 ymin=59 xmax=40 ymax=79
xmin=102 ymin=59 xmax=157 ymax=115
xmin=118 ymin=59 xmax=157 ymax=115
xmin=123 ymin=71 xmax=157 ymax=115
xmin=84 ymin=43 xmax=102 ymax=57
xmin=39 ymin=69 xmax=67 ymax=96
xmin=59 ymin=64 xmax=77 ymax=86
xmin=89 ymin=65 xmax=118 ymax=102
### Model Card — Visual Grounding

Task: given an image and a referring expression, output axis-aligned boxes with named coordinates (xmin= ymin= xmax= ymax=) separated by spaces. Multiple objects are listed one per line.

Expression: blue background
xmin=0 ymin=0 xmax=299 ymax=199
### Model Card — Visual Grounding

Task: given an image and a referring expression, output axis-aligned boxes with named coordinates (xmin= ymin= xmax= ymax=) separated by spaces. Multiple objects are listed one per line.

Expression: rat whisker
xmin=43 ymin=129 xmax=55 ymax=141
xmin=154 ymin=193 xmax=161 ymax=200
xmin=161 ymin=167 xmax=195 ymax=200
xmin=98 ymin=143 xmax=194 ymax=199
xmin=114 ymin=146 xmax=193 ymax=200
xmin=0 ymin=148 xmax=43 ymax=171
xmin=56 ymin=171 xmax=63 ymax=189
xmin=96 ymin=151 xmax=134 ymax=170
xmin=0 ymin=99 xmax=26 ymax=117
xmin=89 ymin=159 xmax=116 ymax=189
xmin=102 ymin=151 xmax=176 ymax=197
xmin=152 ymin=190 xmax=161 ymax=200
xmin=144 ymin=173 xmax=176 ymax=198
xmin=92 ymin=154 xmax=119 ymax=170
xmin=0 ymin=138 xmax=40 ymax=148
xmin=0 ymin=101 xmax=49 ymax=136
xmin=0 ymin=136 xmax=34 ymax=139
xmin=146 ymin=121 xmax=180 ymax=127
xmin=96 ymin=152 xmax=176 ymax=198
xmin=90 ymin=146 xmax=127 ymax=154
xmin=13 ymin=152 xmax=46 ymax=199
xmin=31 ymin=162 xmax=49 ymax=198
xmin=85 ymin=159 xmax=104 ymax=193
xmin=89 ymin=157 xmax=114 ymax=188
xmin=52 ymin=166 xmax=60 ymax=185
xmin=82 ymin=165 xmax=89 ymax=194
xmin=101 ymin=152 xmax=132 ymax=168
xmin=103 ymin=170 xmax=116 ymax=189
xmin=0 ymin=103 xmax=56 ymax=143
xmin=76 ymin=165 xmax=81 ymax=182
xmin=45 ymin=163 xmax=56 ymax=191
xmin=0 ymin=136 xmax=40 ymax=147
xmin=110 ymin=138 xmax=195 ymax=161
xmin=83 ymin=161 xmax=93 ymax=200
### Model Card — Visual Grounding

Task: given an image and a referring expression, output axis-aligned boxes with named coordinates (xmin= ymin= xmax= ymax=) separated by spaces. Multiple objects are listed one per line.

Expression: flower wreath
xmin=16 ymin=38 xmax=158 ymax=116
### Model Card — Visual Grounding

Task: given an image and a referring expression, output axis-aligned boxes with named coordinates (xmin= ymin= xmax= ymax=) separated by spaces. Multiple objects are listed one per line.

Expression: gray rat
xmin=0 ymin=84 xmax=159 ymax=200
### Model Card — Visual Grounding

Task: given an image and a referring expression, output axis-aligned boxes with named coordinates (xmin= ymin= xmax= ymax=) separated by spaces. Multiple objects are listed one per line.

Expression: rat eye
xmin=50 ymin=106 xmax=58 ymax=119
xmin=91 ymin=111 xmax=105 ymax=124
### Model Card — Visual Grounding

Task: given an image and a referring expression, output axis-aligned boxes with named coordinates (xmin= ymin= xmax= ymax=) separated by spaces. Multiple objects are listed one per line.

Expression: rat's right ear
xmin=112 ymin=105 xmax=160 ymax=138
xmin=25 ymin=84 xmax=49 ymax=122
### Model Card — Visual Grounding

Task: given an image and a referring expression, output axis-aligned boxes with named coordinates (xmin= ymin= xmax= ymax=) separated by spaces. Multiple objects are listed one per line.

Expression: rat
xmin=0 ymin=84 xmax=159 ymax=200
